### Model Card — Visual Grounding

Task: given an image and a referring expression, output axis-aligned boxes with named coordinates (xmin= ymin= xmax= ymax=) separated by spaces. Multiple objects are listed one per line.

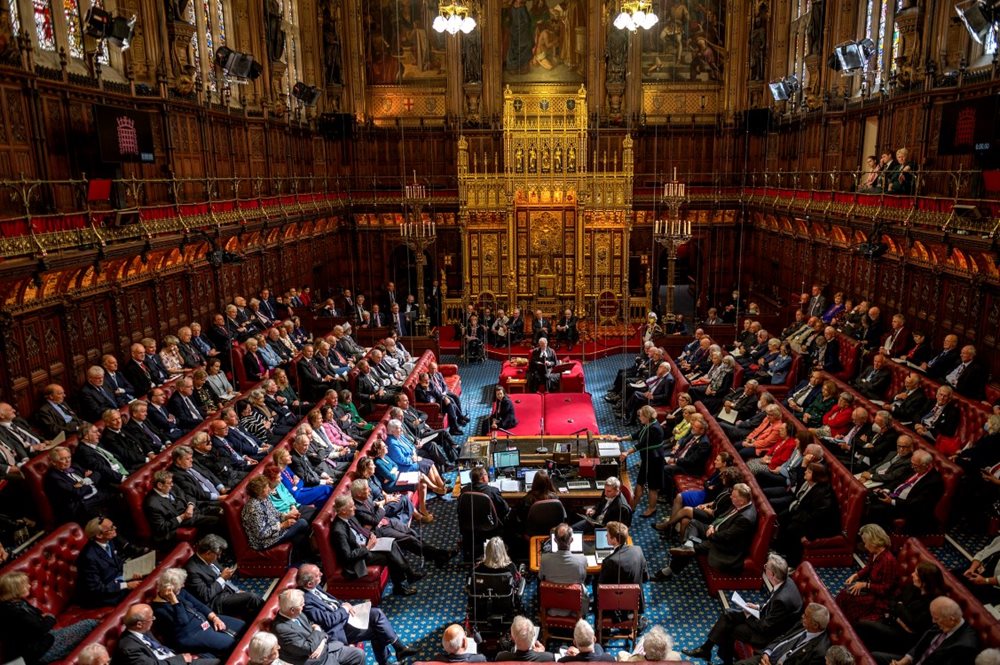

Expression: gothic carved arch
xmin=908 ymin=241 xmax=933 ymax=264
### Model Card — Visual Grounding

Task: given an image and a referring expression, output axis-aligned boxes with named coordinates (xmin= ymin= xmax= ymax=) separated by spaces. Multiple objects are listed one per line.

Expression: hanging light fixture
xmin=614 ymin=0 xmax=659 ymax=31
xmin=433 ymin=1 xmax=476 ymax=34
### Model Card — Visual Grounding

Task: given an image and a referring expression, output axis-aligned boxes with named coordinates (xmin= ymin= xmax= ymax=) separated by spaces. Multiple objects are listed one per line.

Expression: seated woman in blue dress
xmin=383 ymin=420 xmax=448 ymax=493
xmin=152 ymin=567 xmax=244 ymax=656
xmin=370 ymin=438 xmax=446 ymax=499
xmin=273 ymin=446 xmax=331 ymax=507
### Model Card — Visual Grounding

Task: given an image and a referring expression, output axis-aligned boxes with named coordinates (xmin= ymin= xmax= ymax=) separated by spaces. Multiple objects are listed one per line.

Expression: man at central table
xmin=527 ymin=338 xmax=559 ymax=393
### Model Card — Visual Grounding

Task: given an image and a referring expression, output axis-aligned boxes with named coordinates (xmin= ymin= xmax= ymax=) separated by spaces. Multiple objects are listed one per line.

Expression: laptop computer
xmin=550 ymin=531 xmax=584 ymax=553
xmin=459 ymin=469 xmax=472 ymax=486
xmin=593 ymin=528 xmax=614 ymax=564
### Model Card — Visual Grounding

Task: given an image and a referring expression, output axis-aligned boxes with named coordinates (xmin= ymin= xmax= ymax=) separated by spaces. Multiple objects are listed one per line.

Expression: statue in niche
xmin=462 ymin=22 xmax=482 ymax=84
xmin=528 ymin=146 xmax=538 ymax=173
xmin=541 ymin=145 xmax=551 ymax=173
xmin=553 ymin=145 xmax=563 ymax=172
xmin=749 ymin=1 xmax=768 ymax=80
xmin=606 ymin=12 xmax=628 ymax=84
xmin=323 ymin=1 xmax=343 ymax=85
xmin=806 ymin=0 xmax=824 ymax=56
xmin=567 ymin=145 xmax=576 ymax=172
xmin=515 ymin=146 xmax=525 ymax=173
xmin=264 ymin=0 xmax=286 ymax=62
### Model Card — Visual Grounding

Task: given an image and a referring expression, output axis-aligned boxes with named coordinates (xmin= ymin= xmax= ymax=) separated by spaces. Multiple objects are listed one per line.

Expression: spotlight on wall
xmin=214 ymin=46 xmax=263 ymax=81
xmin=292 ymin=82 xmax=321 ymax=106
xmin=84 ymin=7 xmax=136 ymax=49
xmin=768 ymin=75 xmax=800 ymax=101
xmin=831 ymin=38 xmax=877 ymax=73
xmin=954 ymin=0 xmax=999 ymax=43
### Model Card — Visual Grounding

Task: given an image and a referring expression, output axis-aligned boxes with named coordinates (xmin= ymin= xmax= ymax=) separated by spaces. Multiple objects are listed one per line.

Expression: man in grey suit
xmin=272 ymin=589 xmax=365 ymax=665
xmin=540 ymin=523 xmax=588 ymax=615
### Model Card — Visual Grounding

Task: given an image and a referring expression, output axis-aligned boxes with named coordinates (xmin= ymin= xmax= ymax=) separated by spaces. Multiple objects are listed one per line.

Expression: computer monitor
xmin=492 ymin=449 xmax=520 ymax=471
xmin=523 ymin=469 xmax=538 ymax=486
xmin=595 ymin=528 xmax=611 ymax=551
xmin=459 ymin=469 xmax=472 ymax=486
xmin=550 ymin=531 xmax=584 ymax=553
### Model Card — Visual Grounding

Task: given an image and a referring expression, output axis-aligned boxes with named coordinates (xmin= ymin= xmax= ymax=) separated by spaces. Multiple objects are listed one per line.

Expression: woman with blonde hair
xmin=836 ymin=523 xmax=898 ymax=623
xmin=0 ymin=571 xmax=98 ymax=663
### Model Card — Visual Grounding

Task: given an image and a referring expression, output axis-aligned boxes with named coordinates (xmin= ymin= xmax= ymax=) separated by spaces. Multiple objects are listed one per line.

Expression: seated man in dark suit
xmin=913 ymin=385 xmax=961 ymax=441
xmin=117 ymin=603 xmax=219 ymax=665
xmin=683 ymin=553 xmax=803 ymax=665
xmin=462 ymin=465 xmax=511 ymax=525
xmin=661 ymin=416 xmax=711 ymax=500
xmin=497 ymin=616 xmax=556 ymax=662
xmin=595 ymin=521 xmax=648 ymax=609
xmin=100 ymin=408 xmax=156 ymax=472
xmin=34 ymin=383 xmax=83 ymax=440
xmin=867 ymin=449 xmax=945 ymax=536
xmin=554 ymin=309 xmax=579 ymax=351
xmin=147 ymin=388 xmax=186 ymax=442
xmin=123 ymin=400 xmax=169 ymax=455
xmin=167 ymin=378 xmax=207 ymax=432
xmin=733 ymin=603 xmax=831 ymax=665
xmin=889 ymin=372 xmax=932 ymax=426
xmin=853 ymin=353 xmax=893 ymax=400
xmin=622 ymin=361 xmax=674 ymax=426
xmin=190 ymin=432 xmax=246 ymax=489
xmin=76 ymin=516 xmax=147 ymax=607
xmin=169 ymin=445 xmax=226 ymax=507
xmin=573 ymin=476 xmax=632 ymax=532
xmin=297 ymin=563 xmax=415 ymax=665
xmin=102 ymin=353 xmax=138 ymax=403
xmin=75 ymin=422 xmax=128 ymax=488
xmin=329 ymin=495 xmax=423 ymax=598
xmin=944 ymin=344 xmax=989 ymax=401
xmin=869 ymin=596 xmax=979 ymax=665
xmin=415 ymin=372 xmax=464 ymax=431
xmin=924 ymin=334 xmax=961 ymax=380
xmin=79 ymin=366 xmax=124 ymax=422
xmin=272 ymin=589 xmax=365 ymax=665
xmin=43 ymin=445 xmax=112 ymax=524
xmin=435 ymin=624 xmax=487 ymax=663
xmin=858 ymin=435 xmax=916 ymax=489
xmin=143 ymin=470 xmax=222 ymax=546
xmin=656 ymin=482 xmax=757 ymax=581
xmin=350 ymin=478 xmax=453 ymax=567
xmin=184 ymin=534 xmax=263 ymax=621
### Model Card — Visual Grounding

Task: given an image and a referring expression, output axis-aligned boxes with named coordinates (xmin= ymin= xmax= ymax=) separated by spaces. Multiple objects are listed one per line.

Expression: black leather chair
xmin=457 ymin=491 xmax=502 ymax=561
xmin=466 ymin=569 xmax=527 ymax=648
xmin=524 ymin=499 xmax=568 ymax=538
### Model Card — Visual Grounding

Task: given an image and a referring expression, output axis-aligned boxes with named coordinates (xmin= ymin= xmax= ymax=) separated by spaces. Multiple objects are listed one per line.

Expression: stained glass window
xmin=282 ymin=0 xmax=300 ymax=110
xmin=33 ymin=0 xmax=55 ymax=50
xmin=188 ymin=0 xmax=229 ymax=100
xmin=63 ymin=0 xmax=83 ymax=58
xmin=8 ymin=0 xmax=20 ymax=35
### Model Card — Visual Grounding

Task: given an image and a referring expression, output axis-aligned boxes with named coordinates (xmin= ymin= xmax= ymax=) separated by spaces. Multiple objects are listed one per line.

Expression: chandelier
xmin=614 ymin=0 xmax=659 ymax=31
xmin=433 ymin=1 xmax=477 ymax=34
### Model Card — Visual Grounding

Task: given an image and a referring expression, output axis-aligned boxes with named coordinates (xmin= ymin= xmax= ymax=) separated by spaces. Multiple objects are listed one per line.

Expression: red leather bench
xmin=833 ymin=332 xmax=864 ymax=382
xmin=61 ymin=543 xmax=193 ymax=665
xmin=895 ymin=538 xmax=1000 ymax=649
xmin=312 ymin=422 xmax=391 ymax=605
xmin=224 ymin=567 xmax=299 ymax=665
xmin=1 ymin=523 xmax=110 ymax=626
xmin=402 ymin=350 xmax=461 ymax=429
xmin=655 ymin=349 xmax=696 ymax=421
xmin=697 ymin=409 xmax=778 ymax=595
xmin=765 ymin=353 xmax=801 ymax=399
xmin=800 ymin=452 xmax=868 ymax=567
xmin=674 ymin=404 xmax=726 ymax=494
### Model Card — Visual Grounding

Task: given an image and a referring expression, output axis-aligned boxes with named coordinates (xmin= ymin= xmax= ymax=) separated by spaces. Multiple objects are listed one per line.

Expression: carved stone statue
xmin=606 ymin=14 xmax=628 ymax=84
xmin=528 ymin=146 xmax=537 ymax=173
xmin=462 ymin=26 xmax=482 ymax=84
xmin=264 ymin=0 xmax=286 ymax=62
xmin=323 ymin=1 xmax=343 ymax=85
xmin=807 ymin=0 xmax=823 ymax=57
xmin=749 ymin=1 xmax=768 ymax=81
xmin=567 ymin=146 xmax=577 ymax=173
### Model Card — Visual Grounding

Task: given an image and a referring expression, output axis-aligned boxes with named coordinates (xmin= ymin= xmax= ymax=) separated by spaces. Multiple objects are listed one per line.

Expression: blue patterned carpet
xmin=246 ymin=354 xmax=982 ymax=664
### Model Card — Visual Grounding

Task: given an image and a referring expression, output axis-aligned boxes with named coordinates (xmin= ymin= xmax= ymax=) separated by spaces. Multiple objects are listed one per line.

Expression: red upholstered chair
xmin=595 ymin=584 xmax=643 ymax=648
xmin=223 ymin=567 xmax=299 ymax=665
xmin=538 ymin=582 xmax=586 ymax=644
xmin=834 ymin=333 xmax=863 ymax=381
xmin=232 ymin=344 xmax=249 ymax=390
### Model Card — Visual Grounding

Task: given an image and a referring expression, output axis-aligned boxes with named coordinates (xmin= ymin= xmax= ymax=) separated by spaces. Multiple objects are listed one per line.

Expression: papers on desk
xmin=347 ymin=601 xmax=371 ymax=630
xmin=418 ymin=434 xmax=437 ymax=447
xmin=396 ymin=471 xmax=420 ymax=486
xmin=371 ymin=537 xmax=396 ymax=552
xmin=862 ymin=480 xmax=883 ymax=489
xmin=123 ymin=550 xmax=157 ymax=580
xmin=717 ymin=408 xmax=738 ymax=424
xmin=597 ymin=441 xmax=621 ymax=457
xmin=869 ymin=400 xmax=886 ymax=407
xmin=585 ymin=555 xmax=598 ymax=568
xmin=731 ymin=592 xmax=760 ymax=619
xmin=490 ymin=479 xmax=522 ymax=492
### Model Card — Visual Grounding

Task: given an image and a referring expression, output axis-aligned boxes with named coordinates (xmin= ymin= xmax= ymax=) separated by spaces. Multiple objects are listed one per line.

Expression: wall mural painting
xmin=641 ymin=0 xmax=726 ymax=82
xmin=502 ymin=0 xmax=586 ymax=84
xmin=364 ymin=0 xmax=447 ymax=84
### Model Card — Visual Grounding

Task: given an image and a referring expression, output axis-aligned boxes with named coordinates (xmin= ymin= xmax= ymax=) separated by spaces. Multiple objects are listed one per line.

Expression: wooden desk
xmin=528 ymin=534 xmax=633 ymax=574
